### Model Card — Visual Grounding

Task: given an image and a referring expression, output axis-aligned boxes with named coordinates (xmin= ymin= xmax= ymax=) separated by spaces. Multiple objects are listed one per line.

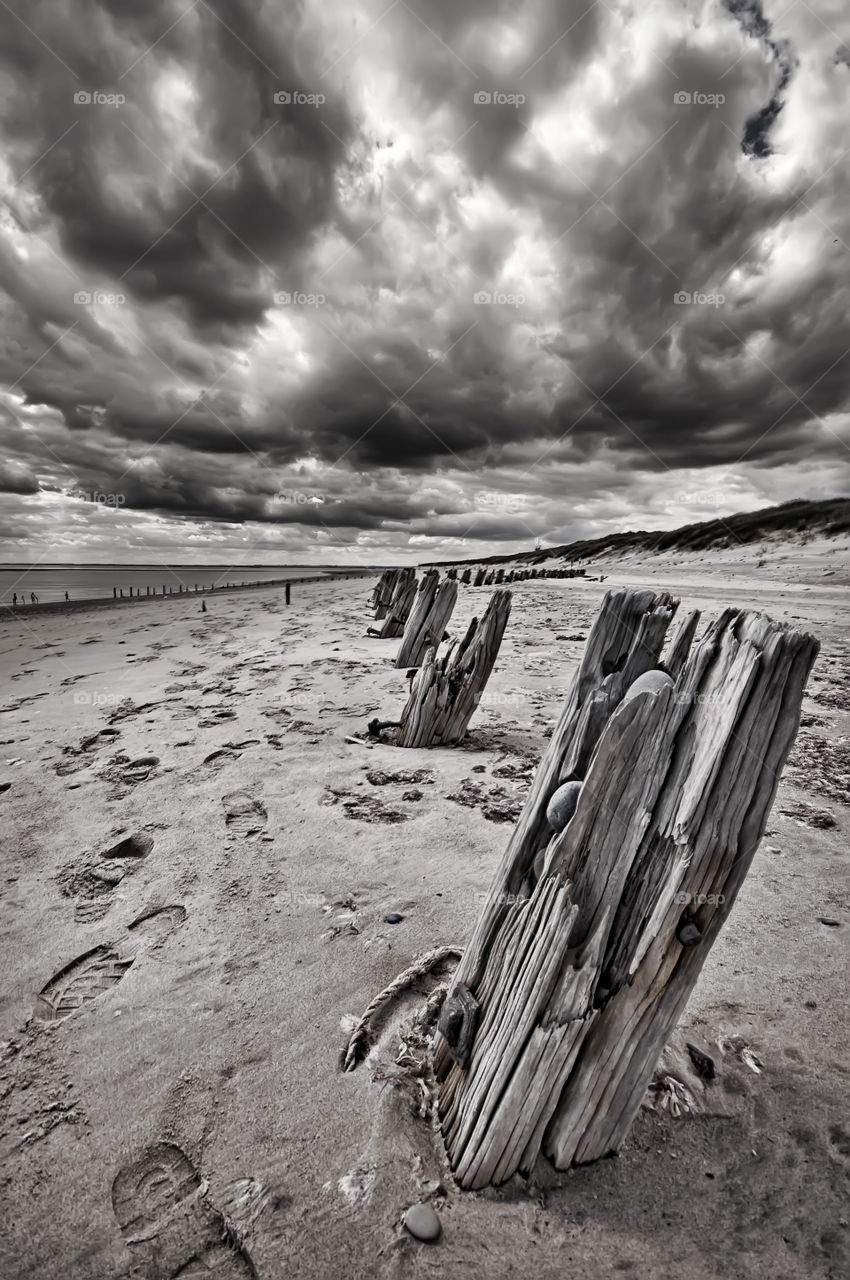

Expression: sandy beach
xmin=1 ymin=547 xmax=848 ymax=1280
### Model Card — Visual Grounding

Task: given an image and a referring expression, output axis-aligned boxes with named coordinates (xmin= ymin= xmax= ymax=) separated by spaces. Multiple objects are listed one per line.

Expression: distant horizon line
xmin=0 ymin=562 xmax=386 ymax=569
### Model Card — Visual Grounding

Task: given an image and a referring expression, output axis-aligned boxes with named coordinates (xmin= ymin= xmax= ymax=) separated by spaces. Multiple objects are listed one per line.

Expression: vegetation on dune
xmin=424 ymin=498 xmax=850 ymax=568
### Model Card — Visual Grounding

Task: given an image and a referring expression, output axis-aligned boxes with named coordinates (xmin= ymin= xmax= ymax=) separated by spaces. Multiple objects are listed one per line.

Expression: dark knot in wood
xmin=676 ymin=915 xmax=702 ymax=947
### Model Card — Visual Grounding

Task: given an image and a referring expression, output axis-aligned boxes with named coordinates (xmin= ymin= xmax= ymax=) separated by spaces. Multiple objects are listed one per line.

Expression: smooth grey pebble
xmin=404 ymin=1202 xmax=441 ymax=1243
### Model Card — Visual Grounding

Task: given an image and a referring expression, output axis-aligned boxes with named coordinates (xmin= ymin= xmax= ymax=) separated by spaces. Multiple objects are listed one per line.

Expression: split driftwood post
xmin=369 ymin=570 xmax=388 ymax=610
xmin=371 ymin=568 xmax=400 ymax=619
xmin=395 ymin=572 xmax=458 ymax=669
xmin=434 ymin=588 xmax=817 ymax=1189
xmin=395 ymin=590 xmax=512 ymax=747
xmin=374 ymin=567 xmax=417 ymax=639
xmin=474 ymin=569 xmax=486 ymax=587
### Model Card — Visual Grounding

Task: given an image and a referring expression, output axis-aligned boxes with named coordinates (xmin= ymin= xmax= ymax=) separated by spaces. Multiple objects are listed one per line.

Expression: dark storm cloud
xmin=1 ymin=0 xmax=354 ymax=327
xmin=0 ymin=460 xmax=39 ymax=494
xmin=723 ymin=0 xmax=794 ymax=157
xmin=0 ymin=0 xmax=848 ymax=555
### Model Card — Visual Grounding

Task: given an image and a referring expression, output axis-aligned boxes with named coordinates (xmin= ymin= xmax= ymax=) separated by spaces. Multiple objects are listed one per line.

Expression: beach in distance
xmin=0 ymin=565 xmax=369 ymax=606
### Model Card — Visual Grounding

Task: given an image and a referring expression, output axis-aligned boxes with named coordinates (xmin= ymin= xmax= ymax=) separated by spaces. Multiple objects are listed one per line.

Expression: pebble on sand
xmin=384 ymin=912 xmax=403 ymax=924
xmin=403 ymin=1202 xmax=442 ymax=1243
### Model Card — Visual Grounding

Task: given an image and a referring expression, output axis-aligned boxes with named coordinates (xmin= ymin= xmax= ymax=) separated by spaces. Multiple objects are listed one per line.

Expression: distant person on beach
xmin=30 ymin=592 xmax=38 ymax=604
xmin=12 ymin=593 xmax=17 ymax=606
xmin=64 ymin=591 xmax=69 ymax=602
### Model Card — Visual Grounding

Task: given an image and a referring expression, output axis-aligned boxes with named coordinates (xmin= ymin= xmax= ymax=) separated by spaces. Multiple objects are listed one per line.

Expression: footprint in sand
xmin=202 ymin=741 xmax=261 ymax=772
xmin=57 ymin=831 xmax=155 ymax=922
xmin=96 ymin=754 xmax=161 ymax=790
xmin=319 ymin=886 xmax=417 ymax=945
xmin=198 ymin=707 xmax=238 ymax=729
xmin=203 ymin=747 xmax=241 ymax=772
xmin=222 ymin=792 xmax=268 ymax=838
xmin=54 ymin=727 xmax=122 ymax=776
xmin=111 ymin=1141 xmax=256 ymax=1278
xmin=106 ymin=699 xmax=162 ymax=724
xmin=34 ymin=905 xmax=186 ymax=1023
xmin=320 ymin=896 xmax=361 ymax=943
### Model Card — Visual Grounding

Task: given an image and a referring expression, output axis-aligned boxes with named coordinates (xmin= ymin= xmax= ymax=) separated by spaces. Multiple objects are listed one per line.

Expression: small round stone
xmin=384 ymin=912 xmax=403 ymax=924
xmin=621 ymin=669 xmax=673 ymax=704
xmin=546 ymin=780 xmax=582 ymax=833
xmin=677 ymin=920 xmax=702 ymax=946
xmin=404 ymin=1202 xmax=442 ymax=1243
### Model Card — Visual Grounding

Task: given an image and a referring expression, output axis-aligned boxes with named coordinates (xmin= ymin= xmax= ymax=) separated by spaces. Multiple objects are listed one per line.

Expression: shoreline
xmin=0 ymin=569 xmax=373 ymax=620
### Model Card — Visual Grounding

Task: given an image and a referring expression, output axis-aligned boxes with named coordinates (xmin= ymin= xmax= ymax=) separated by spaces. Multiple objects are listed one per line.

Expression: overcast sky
xmin=0 ymin=0 xmax=848 ymax=566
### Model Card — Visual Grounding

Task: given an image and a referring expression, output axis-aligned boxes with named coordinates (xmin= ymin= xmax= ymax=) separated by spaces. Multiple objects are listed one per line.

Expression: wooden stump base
xmin=434 ymin=590 xmax=818 ymax=1187
xmin=396 ymin=591 xmax=512 ymax=747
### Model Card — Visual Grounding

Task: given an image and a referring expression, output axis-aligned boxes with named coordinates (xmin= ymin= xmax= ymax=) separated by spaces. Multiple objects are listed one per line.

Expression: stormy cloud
xmin=0 ymin=0 xmax=848 ymax=563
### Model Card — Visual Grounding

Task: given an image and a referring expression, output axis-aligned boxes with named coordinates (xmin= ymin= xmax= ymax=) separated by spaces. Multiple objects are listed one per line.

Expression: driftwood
xmin=459 ymin=565 xmax=586 ymax=587
xmin=662 ymin=606 xmax=700 ymax=678
xmin=371 ymin=568 xmax=401 ymax=619
xmin=396 ymin=591 xmax=512 ymax=747
xmin=375 ymin=567 xmax=417 ymax=638
xmin=434 ymin=589 xmax=817 ymax=1188
xmin=395 ymin=572 xmax=458 ymax=669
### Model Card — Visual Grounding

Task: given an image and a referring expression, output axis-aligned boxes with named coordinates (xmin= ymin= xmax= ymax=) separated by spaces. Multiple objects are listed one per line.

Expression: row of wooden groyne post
xmin=355 ymin=561 xmax=818 ymax=1191
xmin=111 ymin=580 xmax=275 ymax=598
xmin=2 ymin=572 xmax=372 ymax=615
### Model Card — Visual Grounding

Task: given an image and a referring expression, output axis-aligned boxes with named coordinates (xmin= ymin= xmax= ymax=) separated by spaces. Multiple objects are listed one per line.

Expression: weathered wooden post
xmin=375 ymin=568 xmax=417 ymax=639
xmin=461 ymin=568 xmax=472 ymax=585
xmin=286 ymin=582 xmax=291 ymax=606
xmin=434 ymin=590 xmax=818 ymax=1188
xmin=113 ymin=587 xmax=117 ymax=599
xmin=395 ymin=591 xmax=512 ymax=747
xmin=371 ymin=568 xmax=400 ymax=619
xmin=394 ymin=572 xmax=457 ymax=669
xmin=663 ymin=607 xmax=700 ymax=678
xmin=370 ymin=570 xmax=389 ymax=610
